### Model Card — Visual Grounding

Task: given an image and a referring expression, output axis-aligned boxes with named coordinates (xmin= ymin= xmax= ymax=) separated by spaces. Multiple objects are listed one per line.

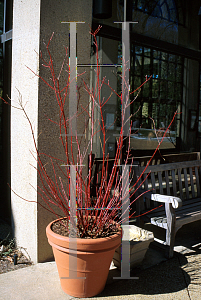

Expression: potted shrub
xmin=29 ymin=28 xmax=137 ymax=297
xmin=2 ymin=27 xmax=177 ymax=298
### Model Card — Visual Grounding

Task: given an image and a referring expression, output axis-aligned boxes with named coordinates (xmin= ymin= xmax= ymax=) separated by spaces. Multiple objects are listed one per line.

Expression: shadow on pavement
xmin=95 ymin=253 xmax=190 ymax=298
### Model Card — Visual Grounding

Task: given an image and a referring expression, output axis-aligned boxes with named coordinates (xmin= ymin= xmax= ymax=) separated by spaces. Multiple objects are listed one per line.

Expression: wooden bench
xmin=89 ymin=152 xmax=200 ymax=197
xmin=133 ymin=159 xmax=201 ymax=258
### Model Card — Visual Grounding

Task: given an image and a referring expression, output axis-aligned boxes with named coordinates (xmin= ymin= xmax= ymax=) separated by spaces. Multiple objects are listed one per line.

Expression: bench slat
xmin=147 ymin=197 xmax=201 ymax=214
xmin=158 ymin=171 xmax=163 ymax=194
xmin=189 ymin=167 xmax=195 ymax=198
xmin=183 ymin=168 xmax=190 ymax=199
xmin=165 ymin=170 xmax=170 ymax=195
xmin=151 ymin=210 xmax=201 ymax=229
xmin=151 ymin=204 xmax=201 ymax=220
xmin=195 ymin=166 xmax=200 ymax=197
xmin=148 ymin=198 xmax=201 ymax=219
xmin=143 ymin=174 xmax=150 ymax=209
xmin=171 ymin=169 xmax=177 ymax=197
xmin=176 ymin=213 xmax=201 ymax=228
xmin=151 ymin=172 xmax=156 ymax=192
xmin=179 ymin=197 xmax=201 ymax=206
xmin=151 ymin=172 xmax=158 ymax=207
xmin=138 ymin=160 xmax=201 ymax=174
xmin=176 ymin=204 xmax=201 ymax=216
xmin=177 ymin=168 xmax=183 ymax=199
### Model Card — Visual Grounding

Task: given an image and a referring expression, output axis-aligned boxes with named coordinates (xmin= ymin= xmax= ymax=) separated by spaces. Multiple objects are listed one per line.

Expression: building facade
xmin=0 ymin=0 xmax=201 ymax=263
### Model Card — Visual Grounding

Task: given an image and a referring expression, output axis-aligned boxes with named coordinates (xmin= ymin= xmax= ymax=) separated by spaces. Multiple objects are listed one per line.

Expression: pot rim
xmin=46 ymin=217 xmax=122 ymax=251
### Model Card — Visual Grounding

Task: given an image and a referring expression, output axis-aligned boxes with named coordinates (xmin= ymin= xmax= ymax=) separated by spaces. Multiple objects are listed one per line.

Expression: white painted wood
xmin=151 ymin=194 xmax=182 ymax=208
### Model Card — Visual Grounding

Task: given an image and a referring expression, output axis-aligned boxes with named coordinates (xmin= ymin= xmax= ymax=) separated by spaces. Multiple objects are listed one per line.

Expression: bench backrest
xmin=89 ymin=152 xmax=200 ymax=198
xmin=134 ymin=151 xmax=200 ymax=167
xmin=134 ymin=160 xmax=201 ymax=210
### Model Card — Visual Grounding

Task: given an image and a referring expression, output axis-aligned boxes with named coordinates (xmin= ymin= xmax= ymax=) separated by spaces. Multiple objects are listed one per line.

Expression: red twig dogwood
xmin=1 ymin=28 xmax=179 ymax=238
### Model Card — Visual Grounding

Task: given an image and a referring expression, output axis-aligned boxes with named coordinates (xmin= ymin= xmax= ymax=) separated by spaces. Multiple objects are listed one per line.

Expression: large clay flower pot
xmin=46 ymin=219 xmax=122 ymax=298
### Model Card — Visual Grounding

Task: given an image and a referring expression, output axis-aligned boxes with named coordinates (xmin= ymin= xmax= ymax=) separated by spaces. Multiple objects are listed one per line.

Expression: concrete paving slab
xmin=1 ymin=220 xmax=201 ymax=299
xmin=0 ymin=258 xmax=191 ymax=300
xmin=0 ymin=262 xmax=69 ymax=300
xmin=181 ymin=253 xmax=201 ymax=300
xmin=78 ymin=256 xmax=191 ymax=300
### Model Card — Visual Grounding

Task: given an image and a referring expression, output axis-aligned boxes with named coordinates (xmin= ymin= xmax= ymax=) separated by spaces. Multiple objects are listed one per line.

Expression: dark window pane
xmin=143 ymin=57 xmax=150 ymax=76
xmin=143 ymin=81 xmax=150 ymax=97
xmin=168 ymin=63 xmax=176 ymax=80
xmin=161 ymin=61 xmax=168 ymax=79
xmin=134 ymin=76 xmax=141 ymax=90
xmin=136 ymin=46 xmax=143 ymax=55
xmin=160 ymin=80 xmax=168 ymax=99
xmin=153 ymin=50 xmax=160 ymax=59
xmin=169 ymin=54 xmax=176 ymax=62
xmin=168 ymin=81 xmax=174 ymax=99
xmin=152 ymin=79 xmax=159 ymax=98
xmin=153 ymin=59 xmax=160 ymax=78
xmin=176 ymin=64 xmax=182 ymax=82
xmin=144 ymin=47 xmax=151 ymax=57
xmin=135 ymin=56 xmax=142 ymax=75
xmin=161 ymin=52 xmax=168 ymax=60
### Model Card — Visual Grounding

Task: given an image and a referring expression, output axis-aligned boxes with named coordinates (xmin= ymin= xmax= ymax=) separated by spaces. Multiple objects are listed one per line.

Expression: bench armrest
xmin=151 ymin=194 xmax=182 ymax=209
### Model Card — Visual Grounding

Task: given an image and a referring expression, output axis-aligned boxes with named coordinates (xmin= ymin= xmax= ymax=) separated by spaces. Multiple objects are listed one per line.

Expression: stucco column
xmin=11 ymin=0 xmax=41 ymax=264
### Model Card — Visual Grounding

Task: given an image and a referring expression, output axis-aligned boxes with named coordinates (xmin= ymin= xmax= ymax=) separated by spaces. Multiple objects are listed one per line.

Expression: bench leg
xmin=165 ymin=203 xmax=176 ymax=258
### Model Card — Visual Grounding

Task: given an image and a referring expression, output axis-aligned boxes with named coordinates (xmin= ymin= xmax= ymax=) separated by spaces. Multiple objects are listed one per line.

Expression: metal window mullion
xmin=150 ymin=48 xmax=153 ymax=99
xmin=141 ymin=48 xmax=144 ymax=95
xmin=159 ymin=55 xmax=161 ymax=100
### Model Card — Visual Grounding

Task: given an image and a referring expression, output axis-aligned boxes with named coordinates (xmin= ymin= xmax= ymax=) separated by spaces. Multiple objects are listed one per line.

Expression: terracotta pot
xmin=46 ymin=219 xmax=122 ymax=298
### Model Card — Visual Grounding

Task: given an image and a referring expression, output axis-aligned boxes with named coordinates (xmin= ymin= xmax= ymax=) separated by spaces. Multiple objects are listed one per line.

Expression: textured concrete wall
xmin=11 ymin=0 xmax=41 ymax=264
xmin=11 ymin=0 xmax=92 ymax=263
xmin=37 ymin=0 xmax=92 ymax=262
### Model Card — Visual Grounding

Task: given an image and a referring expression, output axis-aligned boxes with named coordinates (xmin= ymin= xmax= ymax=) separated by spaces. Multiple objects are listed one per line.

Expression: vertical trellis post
xmin=113 ymin=18 xmax=139 ymax=279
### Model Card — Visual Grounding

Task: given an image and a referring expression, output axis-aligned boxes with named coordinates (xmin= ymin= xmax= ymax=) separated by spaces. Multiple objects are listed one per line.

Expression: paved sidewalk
xmin=1 ymin=220 xmax=201 ymax=299
xmin=1 ymin=254 xmax=201 ymax=300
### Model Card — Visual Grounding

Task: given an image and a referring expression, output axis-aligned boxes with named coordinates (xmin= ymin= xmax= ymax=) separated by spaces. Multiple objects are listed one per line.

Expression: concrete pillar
xmin=11 ymin=0 xmax=92 ymax=263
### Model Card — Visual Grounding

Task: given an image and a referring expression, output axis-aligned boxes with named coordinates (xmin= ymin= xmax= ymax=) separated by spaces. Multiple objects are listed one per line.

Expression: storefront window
xmin=130 ymin=45 xmax=183 ymax=151
xmin=90 ymin=34 xmax=183 ymax=156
